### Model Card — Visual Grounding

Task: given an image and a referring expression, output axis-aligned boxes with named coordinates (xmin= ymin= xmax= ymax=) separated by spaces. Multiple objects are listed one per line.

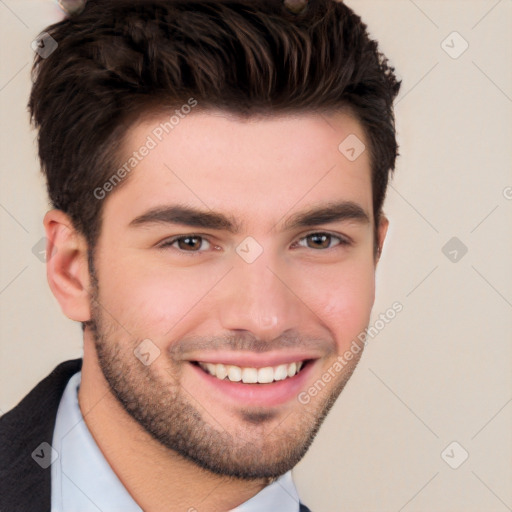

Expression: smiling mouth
xmin=192 ymin=360 xmax=310 ymax=384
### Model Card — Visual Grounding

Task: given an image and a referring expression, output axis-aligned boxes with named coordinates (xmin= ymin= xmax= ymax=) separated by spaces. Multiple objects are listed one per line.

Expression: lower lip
xmin=188 ymin=360 xmax=316 ymax=408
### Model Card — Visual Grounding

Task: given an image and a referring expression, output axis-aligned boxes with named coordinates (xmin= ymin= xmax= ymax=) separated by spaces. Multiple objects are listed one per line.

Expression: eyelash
xmin=158 ymin=231 xmax=352 ymax=253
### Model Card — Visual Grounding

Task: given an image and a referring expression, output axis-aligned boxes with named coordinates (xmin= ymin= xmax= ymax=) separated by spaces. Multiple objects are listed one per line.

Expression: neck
xmin=78 ymin=336 xmax=269 ymax=512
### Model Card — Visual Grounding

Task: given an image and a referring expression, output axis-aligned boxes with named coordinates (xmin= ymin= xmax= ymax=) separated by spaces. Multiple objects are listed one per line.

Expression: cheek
xmin=96 ymin=256 xmax=222 ymax=334
xmin=298 ymin=259 xmax=376 ymax=348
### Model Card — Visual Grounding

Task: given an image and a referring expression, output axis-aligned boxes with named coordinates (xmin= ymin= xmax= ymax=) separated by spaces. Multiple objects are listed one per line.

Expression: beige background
xmin=1 ymin=1 xmax=511 ymax=510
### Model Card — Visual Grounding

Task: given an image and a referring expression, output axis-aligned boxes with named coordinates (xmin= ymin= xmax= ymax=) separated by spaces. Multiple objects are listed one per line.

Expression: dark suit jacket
xmin=0 ymin=359 xmax=312 ymax=512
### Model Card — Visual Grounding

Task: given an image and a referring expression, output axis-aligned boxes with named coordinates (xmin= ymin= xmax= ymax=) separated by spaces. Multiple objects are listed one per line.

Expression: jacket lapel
xmin=0 ymin=358 xmax=83 ymax=512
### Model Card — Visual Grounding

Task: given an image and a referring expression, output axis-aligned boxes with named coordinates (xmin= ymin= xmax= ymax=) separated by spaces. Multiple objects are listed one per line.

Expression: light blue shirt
xmin=51 ymin=371 xmax=301 ymax=511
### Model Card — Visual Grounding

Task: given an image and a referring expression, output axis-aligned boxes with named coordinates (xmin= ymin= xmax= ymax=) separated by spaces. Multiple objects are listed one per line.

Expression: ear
xmin=43 ymin=210 xmax=91 ymax=322
xmin=375 ymin=214 xmax=389 ymax=265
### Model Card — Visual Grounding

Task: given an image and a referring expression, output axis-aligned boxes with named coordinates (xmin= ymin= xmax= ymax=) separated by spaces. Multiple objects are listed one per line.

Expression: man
xmin=0 ymin=0 xmax=400 ymax=510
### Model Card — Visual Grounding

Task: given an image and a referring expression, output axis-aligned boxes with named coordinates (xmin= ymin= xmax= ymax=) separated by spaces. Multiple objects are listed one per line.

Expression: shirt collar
xmin=51 ymin=370 xmax=301 ymax=511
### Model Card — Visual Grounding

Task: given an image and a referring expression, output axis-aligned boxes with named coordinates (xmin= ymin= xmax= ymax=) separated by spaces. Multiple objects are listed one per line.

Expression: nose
xmin=217 ymin=252 xmax=306 ymax=342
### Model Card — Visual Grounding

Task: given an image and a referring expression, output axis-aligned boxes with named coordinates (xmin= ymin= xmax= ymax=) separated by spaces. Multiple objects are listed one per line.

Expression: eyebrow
xmin=282 ymin=201 xmax=370 ymax=231
xmin=129 ymin=205 xmax=242 ymax=232
xmin=128 ymin=201 xmax=370 ymax=233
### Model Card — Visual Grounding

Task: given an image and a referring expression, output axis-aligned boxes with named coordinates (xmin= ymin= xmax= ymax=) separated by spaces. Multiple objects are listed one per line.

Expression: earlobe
xmin=43 ymin=210 xmax=92 ymax=322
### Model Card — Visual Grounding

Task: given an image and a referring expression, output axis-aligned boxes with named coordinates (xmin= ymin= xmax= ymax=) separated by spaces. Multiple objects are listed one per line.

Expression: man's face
xmin=87 ymin=110 xmax=384 ymax=479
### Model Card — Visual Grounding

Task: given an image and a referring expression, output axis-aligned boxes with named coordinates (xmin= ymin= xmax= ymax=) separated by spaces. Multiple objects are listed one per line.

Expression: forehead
xmin=105 ymin=109 xmax=373 ymax=227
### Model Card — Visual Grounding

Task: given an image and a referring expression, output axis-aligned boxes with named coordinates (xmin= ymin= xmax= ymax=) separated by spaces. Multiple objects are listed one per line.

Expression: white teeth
xmin=197 ymin=360 xmax=305 ymax=383
xmin=257 ymin=367 xmax=274 ymax=384
xmin=215 ymin=363 xmax=228 ymax=380
xmin=227 ymin=365 xmax=242 ymax=382
xmin=274 ymin=364 xmax=288 ymax=381
xmin=242 ymin=367 xmax=258 ymax=383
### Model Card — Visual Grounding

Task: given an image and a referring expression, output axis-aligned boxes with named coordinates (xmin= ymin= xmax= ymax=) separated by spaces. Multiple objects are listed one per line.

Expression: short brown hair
xmin=29 ymin=0 xmax=401 ymax=249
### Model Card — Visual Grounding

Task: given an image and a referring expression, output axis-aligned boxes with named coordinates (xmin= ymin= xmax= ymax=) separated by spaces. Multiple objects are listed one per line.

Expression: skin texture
xmin=44 ymin=110 xmax=388 ymax=512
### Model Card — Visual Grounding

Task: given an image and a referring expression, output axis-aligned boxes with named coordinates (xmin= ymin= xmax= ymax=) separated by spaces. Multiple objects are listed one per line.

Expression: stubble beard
xmin=86 ymin=279 xmax=361 ymax=480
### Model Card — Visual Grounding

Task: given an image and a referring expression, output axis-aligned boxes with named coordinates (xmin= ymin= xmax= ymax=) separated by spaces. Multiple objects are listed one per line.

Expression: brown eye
xmin=296 ymin=232 xmax=349 ymax=250
xmin=177 ymin=236 xmax=203 ymax=251
xmin=306 ymin=233 xmax=331 ymax=249
xmin=160 ymin=235 xmax=211 ymax=252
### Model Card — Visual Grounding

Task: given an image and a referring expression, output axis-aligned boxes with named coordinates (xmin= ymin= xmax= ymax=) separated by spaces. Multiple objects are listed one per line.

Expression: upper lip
xmin=187 ymin=351 xmax=321 ymax=368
